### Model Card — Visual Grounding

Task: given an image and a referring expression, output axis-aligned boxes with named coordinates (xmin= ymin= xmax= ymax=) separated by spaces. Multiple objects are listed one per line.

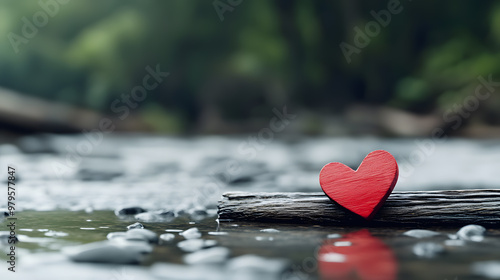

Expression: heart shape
xmin=319 ymin=150 xmax=398 ymax=220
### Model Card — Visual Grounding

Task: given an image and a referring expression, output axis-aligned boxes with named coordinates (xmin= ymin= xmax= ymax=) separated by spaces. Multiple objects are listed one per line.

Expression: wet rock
xmin=403 ymin=229 xmax=441 ymax=239
xmin=180 ymin=227 xmax=202 ymax=239
xmin=115 ymin=207 xmax=147 ymax=216
xmin=106 ymin=232 xmax=126 ymax=241
xmin=260 ymin=229 xmax=280 ymax=233
xmin=63 ymin=240 xmax=153 ymax=264
xmin=183 ymin=247 xmax=230 ymax=265
xmin=471 ymin=261 xmax=500 ymax=279
xmin=2 ymin=210 xmax=9 ymax=217
xmin=127 ymin=222 xmax=144 ymax=230
xmin=126 ymin=229 xmax=158 ymax=243
xmin=413 ymin=242 xmax=445 ymax=258
xmin=159 ymin=233 xmax=176 ymax=243
xmin=177 ymin=239 xmax=217 ymax=252
xmin=457 ymin=224 xmax=486 ymax=242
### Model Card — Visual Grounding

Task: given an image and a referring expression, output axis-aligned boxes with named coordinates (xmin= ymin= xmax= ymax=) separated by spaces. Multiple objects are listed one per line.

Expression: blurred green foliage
xmin=1 ymin=0 xmax=500 ymax=132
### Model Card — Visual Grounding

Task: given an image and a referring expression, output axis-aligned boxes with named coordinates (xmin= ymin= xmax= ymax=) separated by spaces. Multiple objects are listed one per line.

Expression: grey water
xmin=0 ymin=135 xmax=500 ymax=280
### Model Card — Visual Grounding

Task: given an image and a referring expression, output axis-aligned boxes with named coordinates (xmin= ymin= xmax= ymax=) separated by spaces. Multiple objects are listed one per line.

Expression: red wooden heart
xmin=319 ymin=150 xmax=398 ymax=220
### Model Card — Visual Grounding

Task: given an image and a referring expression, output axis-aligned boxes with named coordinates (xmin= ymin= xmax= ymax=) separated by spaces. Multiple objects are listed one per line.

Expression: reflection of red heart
xmin=319 ymin=150 xmax=398 ymax=220
xmin=318 ymin=230 xmax=397 ymax=280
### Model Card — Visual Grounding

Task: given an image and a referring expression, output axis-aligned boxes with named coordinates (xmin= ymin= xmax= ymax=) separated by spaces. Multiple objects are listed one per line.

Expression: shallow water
xmin=0 ymin=135 xmax=499 ymax=279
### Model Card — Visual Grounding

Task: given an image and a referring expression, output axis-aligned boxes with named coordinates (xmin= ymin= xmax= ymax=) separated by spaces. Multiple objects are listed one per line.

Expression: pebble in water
xmin=456 ymin=224 xmax=486 ymax=242
xmin=471 ymin=261 xmax=500 ymax=279
xmin=177 ymin=239 xmax=217 ymax=252
xmin=64 ymin=240 xmax=152 ymax=264
xmin=125 ymin=229 xmax=158 ymax=243
xmin=183 ymin=247 xmax=230 ymax=265
xmin=403 ymin=229 xmax=441 ymax=239
xmin=260 ymin=229 xmax=280 ymax=233
xmin=413 ymin=242 xmax=445 ymax=258
xmin=159 ymin=233 xmax=176 ymax=243
xmin=127 ymin=222 xmax=144 ymax=230
xmin=115 ymin=207 xmax=147 ymax=216
xmin=180 ymin=227 xmax=202 ymax=239
xmin=106 ymin=232 xmax=126 ymax=241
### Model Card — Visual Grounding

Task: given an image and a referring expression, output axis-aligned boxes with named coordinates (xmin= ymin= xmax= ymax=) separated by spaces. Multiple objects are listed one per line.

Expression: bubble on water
xmin=403 ymin=229 xmax=441 ymax=239
xmin=457 ymin=225 xmax=486 ymax=242
xmin=471 ymin=261 xmax=500 ymax=279
xmin=413 ymin=242 xmax=445 ymax=258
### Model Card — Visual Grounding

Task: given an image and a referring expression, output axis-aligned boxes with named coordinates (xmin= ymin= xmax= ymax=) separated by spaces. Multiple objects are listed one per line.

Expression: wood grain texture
xmin=218 ymin=190 xmax=500 ymax=227
xmin=319 ymin=150 xmax=398 ymax=219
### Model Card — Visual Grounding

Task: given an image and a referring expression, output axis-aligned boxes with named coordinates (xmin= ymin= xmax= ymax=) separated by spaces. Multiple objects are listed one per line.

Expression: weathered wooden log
xmin=218 ymin=190 xmax=500 ymax=227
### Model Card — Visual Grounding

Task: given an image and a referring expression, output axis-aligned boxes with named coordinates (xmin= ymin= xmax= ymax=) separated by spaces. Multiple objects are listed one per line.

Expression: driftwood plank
xmin=218 ymin=190 xmax=500 ymax=227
